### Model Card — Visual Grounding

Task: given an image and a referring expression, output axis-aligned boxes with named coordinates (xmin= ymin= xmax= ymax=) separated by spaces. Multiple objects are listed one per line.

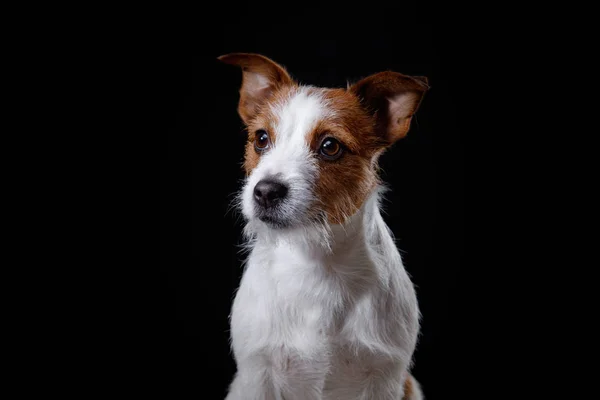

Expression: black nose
xmin=253 ymin=180 xmax=288 ymax=208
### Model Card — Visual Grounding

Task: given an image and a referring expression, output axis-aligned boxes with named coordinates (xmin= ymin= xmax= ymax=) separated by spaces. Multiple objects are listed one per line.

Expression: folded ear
xmin=218 ymin=53 xmax=294 ymax=124
xmin=350 ymin=71 xmax=429 ymax=145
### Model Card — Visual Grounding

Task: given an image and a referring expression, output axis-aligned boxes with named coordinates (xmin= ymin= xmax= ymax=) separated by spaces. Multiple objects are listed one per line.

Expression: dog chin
xmin=257 ymin=213 xmax=292 ymax=229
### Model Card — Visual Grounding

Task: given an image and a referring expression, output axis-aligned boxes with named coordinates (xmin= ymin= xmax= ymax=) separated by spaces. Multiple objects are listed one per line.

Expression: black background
xmin=163 ymin=13 xmax=467 ymax=399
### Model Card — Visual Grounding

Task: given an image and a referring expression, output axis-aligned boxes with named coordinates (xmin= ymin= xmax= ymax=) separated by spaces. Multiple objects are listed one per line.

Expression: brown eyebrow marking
xmin=308 ymin=120 xmax=360 ymax=155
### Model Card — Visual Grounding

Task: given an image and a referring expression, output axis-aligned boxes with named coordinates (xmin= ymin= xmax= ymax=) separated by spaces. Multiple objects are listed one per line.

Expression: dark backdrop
xmin=163 ymin=15 xmax=465 ymax=400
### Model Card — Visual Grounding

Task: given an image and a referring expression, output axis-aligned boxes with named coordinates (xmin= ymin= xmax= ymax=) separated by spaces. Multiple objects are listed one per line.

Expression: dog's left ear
xmin=350 ymin=71 xmax=429 ymax=145
xmin=218 ymin=53 xmax=294 ymax=124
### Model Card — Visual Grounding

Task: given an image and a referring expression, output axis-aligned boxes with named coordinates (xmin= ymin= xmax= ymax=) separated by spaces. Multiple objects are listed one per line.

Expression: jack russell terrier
xmin=219 ymin=53 xmax=429 ymax=400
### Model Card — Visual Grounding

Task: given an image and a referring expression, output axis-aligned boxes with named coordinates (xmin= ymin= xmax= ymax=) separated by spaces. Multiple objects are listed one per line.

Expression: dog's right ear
xmin=218 ymin=53 xmax=294 ymax=124
xmin=349 ymin=71 xmax=429 ymax=145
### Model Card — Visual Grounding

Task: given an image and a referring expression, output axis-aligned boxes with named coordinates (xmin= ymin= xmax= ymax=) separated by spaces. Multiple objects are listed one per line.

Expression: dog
xmin=219 ymin=53 xmax=429 ymax=400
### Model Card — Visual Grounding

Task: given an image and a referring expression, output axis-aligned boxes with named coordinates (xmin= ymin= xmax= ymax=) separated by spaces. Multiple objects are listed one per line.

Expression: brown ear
xmin=218 ymin=53 xmax=294 ymax=124
xmin=350 ymin=71 xmax=429 ymax=144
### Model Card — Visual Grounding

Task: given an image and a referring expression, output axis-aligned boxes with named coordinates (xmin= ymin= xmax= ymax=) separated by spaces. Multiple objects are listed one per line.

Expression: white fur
xmin=241 ymin=87 xmax=327 ymax=233
xmin=226 ymin=88 xmax=422 ymax=400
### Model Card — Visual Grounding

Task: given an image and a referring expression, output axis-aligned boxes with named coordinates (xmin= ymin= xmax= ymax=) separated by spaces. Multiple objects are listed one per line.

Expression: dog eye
xmin=254 ymin=130 xmax=270 ymax=152
xmin=319 ymin=138 xmax=343 ymax=160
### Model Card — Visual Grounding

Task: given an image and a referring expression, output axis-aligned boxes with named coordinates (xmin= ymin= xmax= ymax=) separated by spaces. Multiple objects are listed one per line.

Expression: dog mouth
xmin=254 ymin=204 xmax=327 ymax=230
xmin=257 ymin=212 xmax=291 ymax=229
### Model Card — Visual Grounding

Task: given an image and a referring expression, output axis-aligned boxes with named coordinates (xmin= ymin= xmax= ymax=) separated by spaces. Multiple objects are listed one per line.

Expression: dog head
xmin=219 ymin=53 xmax=428 ymax=231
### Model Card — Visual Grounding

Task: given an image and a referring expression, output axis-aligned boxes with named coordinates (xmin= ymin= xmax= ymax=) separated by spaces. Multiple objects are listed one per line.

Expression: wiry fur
xmin=227 ymin=189 xmax=422 ymax=400
xmin=220 ymin=53 xmax=428 ymax=400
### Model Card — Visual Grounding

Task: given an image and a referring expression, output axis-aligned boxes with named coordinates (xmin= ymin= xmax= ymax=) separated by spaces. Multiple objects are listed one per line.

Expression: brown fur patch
xmin=242 ymin=85 xmax=298 ymax=174
xmin=310 ymin=88 xmax=384 ymax=155
xmin=403 ymin=375 xmax=413 ymax=399
xmin=307 ymin=88 xmax=383 ymax=224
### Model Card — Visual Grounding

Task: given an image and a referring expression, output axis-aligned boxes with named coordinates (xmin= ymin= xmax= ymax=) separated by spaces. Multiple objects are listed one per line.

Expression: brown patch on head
xmin=242 ymin=85 xmax=298 ymax=174
xmin=306 ymin=88 xmax=383 ymax=225
xmin=306 ymin=71 xmax=429 ymax=225
xmin=218 ymin=53 xmax=298 ymax=175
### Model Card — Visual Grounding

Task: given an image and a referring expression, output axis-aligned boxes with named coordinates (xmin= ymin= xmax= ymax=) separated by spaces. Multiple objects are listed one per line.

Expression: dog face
xmin=219 ymin=53 xmax=428 ymax=230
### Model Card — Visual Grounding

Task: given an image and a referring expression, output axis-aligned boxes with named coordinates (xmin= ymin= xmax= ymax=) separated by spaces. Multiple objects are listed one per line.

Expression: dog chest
xmin=229 ymin=249 xmax=340 ymax=361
